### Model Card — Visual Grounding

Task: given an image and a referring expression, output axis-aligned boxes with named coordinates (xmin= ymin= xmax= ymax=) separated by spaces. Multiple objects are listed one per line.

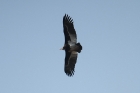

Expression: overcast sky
xmin=0 ymin=0 xmax=140 ymax=93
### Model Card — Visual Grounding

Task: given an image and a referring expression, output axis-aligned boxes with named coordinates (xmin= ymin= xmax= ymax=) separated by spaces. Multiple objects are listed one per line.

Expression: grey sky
xmin=0 ymin=0 xmax=140 ymax=93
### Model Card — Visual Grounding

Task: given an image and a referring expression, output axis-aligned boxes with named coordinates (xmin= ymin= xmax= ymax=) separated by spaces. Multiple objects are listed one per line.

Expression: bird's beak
xmin=60 ymin=48 xmax=63 ymax=50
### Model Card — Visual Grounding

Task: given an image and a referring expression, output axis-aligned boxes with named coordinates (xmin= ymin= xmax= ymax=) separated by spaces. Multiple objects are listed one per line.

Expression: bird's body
xmin=60 ymin=14 xmax=82 ymax=77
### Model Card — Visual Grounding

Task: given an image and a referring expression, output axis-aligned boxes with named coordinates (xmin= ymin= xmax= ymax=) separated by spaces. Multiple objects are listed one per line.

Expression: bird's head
xmin=60 ymin=47 xmax=65 ymax=50
xmin=60 ymin=46 xmax=66 ymax=50
xmin=60 ymin=44 xmax=68 ymax=50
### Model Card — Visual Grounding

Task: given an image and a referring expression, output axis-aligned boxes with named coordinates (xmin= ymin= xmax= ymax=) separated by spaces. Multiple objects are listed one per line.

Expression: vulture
xmin=60 ymin=14 xmax=82 ymax=77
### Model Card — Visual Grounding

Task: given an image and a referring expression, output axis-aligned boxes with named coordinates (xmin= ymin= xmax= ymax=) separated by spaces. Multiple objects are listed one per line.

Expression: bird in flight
xmin=60 ymin=14 xmax=82 ymax=77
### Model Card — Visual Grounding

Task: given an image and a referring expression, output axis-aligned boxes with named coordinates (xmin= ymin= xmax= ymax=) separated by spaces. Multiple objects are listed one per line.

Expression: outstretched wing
xmin=63 ymin=14 xmax=77 ymax=44
xmin=64 ymin=51 xmax=78 ymax=76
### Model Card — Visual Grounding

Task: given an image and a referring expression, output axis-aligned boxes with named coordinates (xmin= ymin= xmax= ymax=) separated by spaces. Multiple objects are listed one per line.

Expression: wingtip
xmin=63 ymin=14 xmax=74 ymax=24
xmin=65 ymin=69 xmax=75 ymax=77
xmin=64 ymin=13 xmax=68 ymax=17
xmin=66 ymin=73 xmax=74 ymax=77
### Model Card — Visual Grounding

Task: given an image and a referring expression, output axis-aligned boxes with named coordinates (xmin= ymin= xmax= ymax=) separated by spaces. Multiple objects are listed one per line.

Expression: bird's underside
xmin=61 ymin=14 xmax=82 ymax=77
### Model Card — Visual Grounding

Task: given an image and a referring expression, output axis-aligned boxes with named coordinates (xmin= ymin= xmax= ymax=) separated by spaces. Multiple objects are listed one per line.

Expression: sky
xmin=0 ymin=0 xmax=140 ymax=93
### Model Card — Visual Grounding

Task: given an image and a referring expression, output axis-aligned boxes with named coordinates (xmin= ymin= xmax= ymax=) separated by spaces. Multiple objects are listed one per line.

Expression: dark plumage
xmin=60 ymin=14 xmax=82 ymax=77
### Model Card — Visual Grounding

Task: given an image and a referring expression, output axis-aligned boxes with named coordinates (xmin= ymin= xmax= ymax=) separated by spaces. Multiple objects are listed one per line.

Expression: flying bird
xmin=60 ymin=14 xmax=82 ymax=77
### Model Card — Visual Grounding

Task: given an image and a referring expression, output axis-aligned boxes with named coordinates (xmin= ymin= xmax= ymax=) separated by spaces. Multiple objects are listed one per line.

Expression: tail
xmin=76 ymin=43 xmax=82 ymax=53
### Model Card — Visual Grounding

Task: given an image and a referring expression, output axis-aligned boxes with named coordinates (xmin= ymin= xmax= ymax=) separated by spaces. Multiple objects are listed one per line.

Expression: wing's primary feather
xmin=64 ymin=51 xmax=78 ymax=76
xmin=63 ymin=14 xmax=77 ymax=43
xmin=63 ymin=23 xmax=70 ymax=44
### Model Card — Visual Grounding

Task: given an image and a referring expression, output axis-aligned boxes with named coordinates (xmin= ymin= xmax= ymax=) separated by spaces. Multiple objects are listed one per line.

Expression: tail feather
xmin=76 ymin=43 xmax=82 ymax=53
